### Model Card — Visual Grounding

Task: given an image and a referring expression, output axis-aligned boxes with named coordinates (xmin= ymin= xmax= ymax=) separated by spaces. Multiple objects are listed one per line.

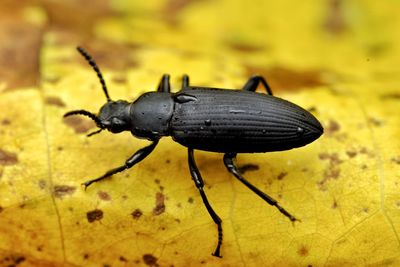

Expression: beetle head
xmin=97 ymin=100 xmax=131 ymax=133
xmin=63 ymin=47 xmax=131 ymax=137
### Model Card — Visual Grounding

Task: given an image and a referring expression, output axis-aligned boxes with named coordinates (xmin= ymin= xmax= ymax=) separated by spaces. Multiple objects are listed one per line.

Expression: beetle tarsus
xmin=223 ymin=153 xmax=298 ymax=222
xmin=211 ymin=223 xmax=223 ymax=258
xmin=82 ymin=165 xmax=126 ymax=190
xmin=188 ymin=148 xmax=223 ymax=258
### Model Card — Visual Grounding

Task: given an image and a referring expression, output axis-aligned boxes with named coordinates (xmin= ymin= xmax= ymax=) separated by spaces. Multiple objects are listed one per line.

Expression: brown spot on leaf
xmin=87 ymin=209 xmax=103 ymax=223
xmin=45 ymin=96 xmax=66 ymax=107
xmin=0 ymin=253 xmax=26 ymax=266
xmin=153 ymin=192 xmax=166 ymax=216
xmin=324 ymin=0 xmax=347 ymax=34
xmin=297 ymin=245 xmax=309 ymax=257
xmin=0 ymin=206 xmax=3 ymax=213
xmin=38 ymin=180 xmax=47 ymax=190
xmin=112 ymin=75 xmax=127 ymax=84
xmin=346 ymin=150 xmax=357 ymax=158
xmin=318 ymin=153 xmax=343 ymax=190
xmin=63 ymin=116 xmax=96 ymax=134
xmin=53 ymin=185 xmax=76 ymax=199
xmin=143 ymin=254 xmax=158 ymax=267
xmin=1 ymin=118 xmax=11 ymax=125
xmin=229 ymin=42 xmax=265 ymax=53
xmin=318 ymin=153 xmax=342 ymax=164
xmin=238 ymin=163 xmax=260 ymax=174
xmin=188 ymin=197 xmax=194 ymax=204
xmin=391 ymin=157 xmax=400 ymax=164
xmin=98 ymin=191 xmax=111 ymax=201
xmin=325 ymin=120 xmax=340 ymax=136
xmin=245 ymin=65 xmax=327 ymax=91
xmin=0 ymin=149 xmax=18 ymax=165
xmin=369 ymin=117 xmax=384 ymax=127
xmin=119 ymin=256 xmax=128 ymax=262
xmin=277 ymin=172 xmax=288 ymax=180
xmin=131 ymin=209 xmax=143 ymax=219
xmin=381 ymin=93 xmax=400 ymax=100
xmin=359 ymin=147 xmax=375 ymax=158
xmin=332 ymin=201 xmax=338 ymax=209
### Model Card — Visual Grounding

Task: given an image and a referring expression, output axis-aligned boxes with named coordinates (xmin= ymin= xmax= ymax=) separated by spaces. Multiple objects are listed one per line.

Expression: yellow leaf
xmin=1 ymin=0 xmax=400 ymax=266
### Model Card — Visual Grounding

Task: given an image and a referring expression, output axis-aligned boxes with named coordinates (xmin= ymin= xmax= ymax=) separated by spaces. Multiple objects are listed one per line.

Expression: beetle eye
xmin=107 ymin=117 xmax=126 ymax=133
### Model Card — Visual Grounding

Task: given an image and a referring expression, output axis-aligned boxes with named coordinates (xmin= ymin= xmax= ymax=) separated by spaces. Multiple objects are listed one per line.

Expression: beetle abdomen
xmin=170 ymin=88 xmax=323 ymax=153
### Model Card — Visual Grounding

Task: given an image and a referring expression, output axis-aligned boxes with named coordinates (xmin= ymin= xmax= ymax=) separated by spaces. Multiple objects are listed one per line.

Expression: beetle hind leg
xmin=182 ymin=74 xmax=190 ymax=89
xmin=188 ymin=148 xmax=223 ymax=258
xmin=242 ymin=75 xmax=273 ymax=95
xmin=223 ymin=153 xmax=298 ymax=222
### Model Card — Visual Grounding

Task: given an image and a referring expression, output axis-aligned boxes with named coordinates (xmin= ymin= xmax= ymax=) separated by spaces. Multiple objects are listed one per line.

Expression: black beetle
xmin=64 ymin=47 xmax=323 ymax=258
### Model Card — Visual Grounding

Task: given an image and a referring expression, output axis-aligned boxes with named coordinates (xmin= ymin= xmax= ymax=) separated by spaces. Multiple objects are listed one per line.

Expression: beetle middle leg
xmin=242 ymin=75 xmax=273 ymax=95
xmin=188 ymin=148 xmax=223 ymax=258
xmin=223 ymin=153 xmax=298 ymax=222
xmin=82 ymin=140 xmax=159 ymax=189
xmin=157 ymin=74 xmax=171 ymax=92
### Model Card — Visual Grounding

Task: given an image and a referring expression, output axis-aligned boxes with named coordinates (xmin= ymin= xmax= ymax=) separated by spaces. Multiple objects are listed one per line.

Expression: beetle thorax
xmin=130 ymin=92 xmax=174 ymax=139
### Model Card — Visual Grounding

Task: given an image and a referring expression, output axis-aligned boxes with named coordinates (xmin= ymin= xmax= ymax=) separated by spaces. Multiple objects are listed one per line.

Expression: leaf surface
xmin=0 ymin=1 xmax=400 ymax=266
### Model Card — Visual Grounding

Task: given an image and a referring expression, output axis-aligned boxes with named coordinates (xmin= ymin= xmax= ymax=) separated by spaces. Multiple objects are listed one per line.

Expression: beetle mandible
xmin=64 ymin=47 xmax=323 ymax=258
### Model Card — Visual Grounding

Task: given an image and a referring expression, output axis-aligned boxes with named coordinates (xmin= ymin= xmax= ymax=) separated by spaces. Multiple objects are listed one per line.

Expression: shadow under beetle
xmin=64 ymin=47 xmax=324 ymax=258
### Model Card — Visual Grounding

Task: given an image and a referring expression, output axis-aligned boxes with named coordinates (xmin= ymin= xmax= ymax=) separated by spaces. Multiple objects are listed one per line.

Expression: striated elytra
xmin=64 ymin=47 xmax=323 ymax=258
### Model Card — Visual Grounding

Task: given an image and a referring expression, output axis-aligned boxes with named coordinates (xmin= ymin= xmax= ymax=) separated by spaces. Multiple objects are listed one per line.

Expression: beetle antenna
xmin=77 ymin=46 xmax=111 ymax=102
xmin=64 ymin=110 xmax=103 ymax=128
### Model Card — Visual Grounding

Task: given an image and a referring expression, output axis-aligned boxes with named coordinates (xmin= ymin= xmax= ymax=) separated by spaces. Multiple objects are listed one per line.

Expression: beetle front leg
xmin=242 ymin=75 xmax=273 ymax=95
xmin=82 ymin=140 xmax=159 ymax=189
xmin=157 ymin=74 xmax=171 ymax=92
xmin=223 ymin=153 xmax=298 ymax=222
xmin=188 ymin=148 xmax=223 ymax=258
